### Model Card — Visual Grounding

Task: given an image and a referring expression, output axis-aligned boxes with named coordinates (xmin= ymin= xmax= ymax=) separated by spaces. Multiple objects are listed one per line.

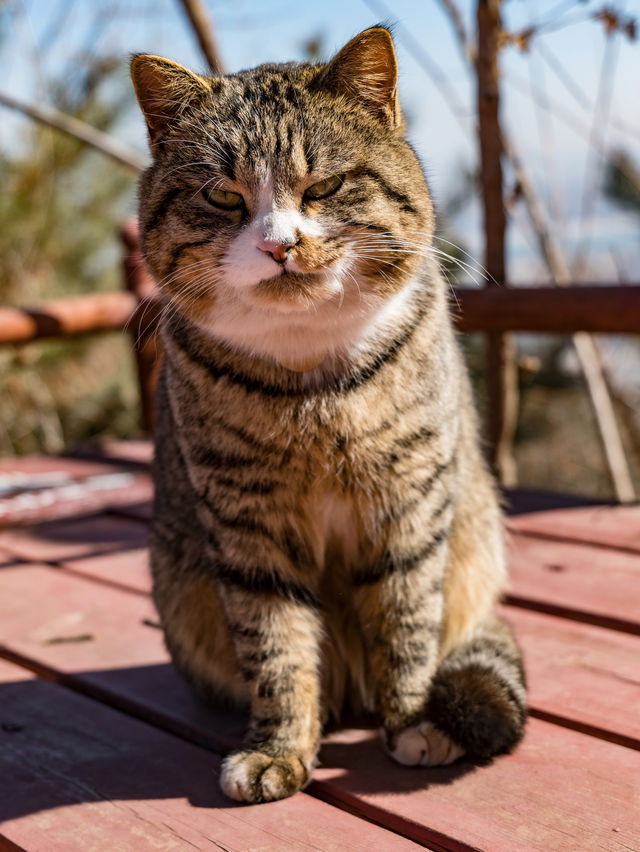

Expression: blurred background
xmin=0 ymin=0 xmax=639 ymax=500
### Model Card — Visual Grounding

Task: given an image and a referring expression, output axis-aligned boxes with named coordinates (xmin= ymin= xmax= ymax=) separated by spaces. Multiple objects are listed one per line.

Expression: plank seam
xmin=308 ymin=781 xmax=481 ymax=852
xmin=504 ymin=594 xmax=640 ymax=636
xmin=528 ymin=708 xmax=640 ymax=752
xmin=0 ymin=646 xmax=428 ymax=851
xmin=506 ymin=526 xmax=640 ymax=557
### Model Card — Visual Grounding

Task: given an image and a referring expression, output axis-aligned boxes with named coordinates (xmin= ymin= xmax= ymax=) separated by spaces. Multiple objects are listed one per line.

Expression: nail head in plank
xmin=506 ymin=531 xmax=640 ymax=632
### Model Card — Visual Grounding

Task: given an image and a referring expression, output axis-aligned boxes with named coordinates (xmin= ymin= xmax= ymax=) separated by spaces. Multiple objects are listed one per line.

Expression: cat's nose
xmin=257 ymin=240 xmax=297 ymax=264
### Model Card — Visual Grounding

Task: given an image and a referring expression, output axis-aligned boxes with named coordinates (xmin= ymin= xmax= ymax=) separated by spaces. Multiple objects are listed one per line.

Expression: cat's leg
xmin=352 ymin=530 xmax=450 ymax=759
xmin=391 ymin=615 xmax=527 ymax=766
xmin=218 ymin=588 xmax=323 ymax=803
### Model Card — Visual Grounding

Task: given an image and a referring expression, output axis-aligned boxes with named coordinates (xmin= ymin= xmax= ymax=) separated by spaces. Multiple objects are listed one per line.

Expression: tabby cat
xmin=131 ymin=26 xmax=526 ymax=804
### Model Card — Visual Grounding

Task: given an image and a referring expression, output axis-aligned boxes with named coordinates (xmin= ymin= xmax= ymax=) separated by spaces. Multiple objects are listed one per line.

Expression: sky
xmin=2 ymin=0 xmax=640 ymax=283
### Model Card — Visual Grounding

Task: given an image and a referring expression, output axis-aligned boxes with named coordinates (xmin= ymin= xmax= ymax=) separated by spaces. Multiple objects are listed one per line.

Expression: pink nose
xmin=258 ymin=240 xmax=295 ymax=264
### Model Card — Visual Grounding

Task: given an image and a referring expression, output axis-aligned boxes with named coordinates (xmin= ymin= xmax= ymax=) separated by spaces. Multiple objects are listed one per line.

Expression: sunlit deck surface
xmin=0 ymin=441 xmax=638 ymax=852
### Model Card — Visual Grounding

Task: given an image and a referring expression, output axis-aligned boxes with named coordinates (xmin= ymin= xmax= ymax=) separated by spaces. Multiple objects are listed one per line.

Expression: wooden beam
xmin=0 ymin=285 xmax=638 ymax=347
xmin=476 ymin=0 xmax=518 ymax=486
xmin=0 ymin=292 xmax=139 ymax=344
xmin=453 ymin=285 xmax=640 ymax=334
xmin=121 ymin=221 xmax=163 ymax=434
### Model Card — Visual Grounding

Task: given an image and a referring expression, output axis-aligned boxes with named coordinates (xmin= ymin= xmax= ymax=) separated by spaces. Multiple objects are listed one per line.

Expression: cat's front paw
xmin=386 ymin=721 xmax=465 ymax=767
xmin=220 ymin=749 xmax=312 ymax=803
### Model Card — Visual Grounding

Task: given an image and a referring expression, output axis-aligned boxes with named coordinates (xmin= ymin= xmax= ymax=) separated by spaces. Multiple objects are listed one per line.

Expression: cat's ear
xmin=315 ymin=27 xmax=402 ymax=128
xmin=131 ymin=54 xmax=212 ymax=145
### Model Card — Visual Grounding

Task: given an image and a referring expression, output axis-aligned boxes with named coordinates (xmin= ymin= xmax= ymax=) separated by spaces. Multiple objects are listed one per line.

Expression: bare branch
xmin=437 ymin=0 xmax=476 ymax=62
xmin=505 ymin=140 xmax=635 ymax=502
xmin=176 ymin=0 xmax=224 ymax=73
xmin=0 ymin=90 xmax=147 ymax=173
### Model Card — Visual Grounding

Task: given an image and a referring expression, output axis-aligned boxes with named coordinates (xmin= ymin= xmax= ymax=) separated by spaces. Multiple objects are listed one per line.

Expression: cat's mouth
xmin=251 ymin=271 xmax=339 ymax=312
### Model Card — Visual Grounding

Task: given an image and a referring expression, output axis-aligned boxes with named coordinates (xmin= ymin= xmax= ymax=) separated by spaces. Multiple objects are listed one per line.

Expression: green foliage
xmin=0 ymin=50 xmax=140 ymax=455
xmin=605 ymin=150 xmax=640 ymax=214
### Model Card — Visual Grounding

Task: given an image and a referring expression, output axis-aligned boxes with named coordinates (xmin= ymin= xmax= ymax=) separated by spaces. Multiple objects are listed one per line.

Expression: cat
xmin=131 ymin=26 xmax=526 ymax=804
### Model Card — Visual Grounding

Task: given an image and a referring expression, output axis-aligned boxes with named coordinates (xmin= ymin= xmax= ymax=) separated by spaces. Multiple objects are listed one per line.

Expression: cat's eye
xmin=303 ymin=174 xmax=345 ymax=201
xmin=202 ymin=187 xmax=245 ymax=211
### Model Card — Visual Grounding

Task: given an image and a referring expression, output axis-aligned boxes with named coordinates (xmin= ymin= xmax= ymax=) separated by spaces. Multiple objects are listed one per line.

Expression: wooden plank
xmin=0 ymin=513 xmax=147 ymax=563
xmin=0 ymin=455 xmax=123 ymax=478
xmin=58 ymin=547 xmax=152 ymax=595
xmin=503 ymin=488 xmax=603 ymax=516
xmin=311 ymin=718 xmax=640 ymax=852
xmin=0 ymin=291 xmax=138 ymax=345
xmin=3 ymin=282 xmax=640 ymax=349
xmin=502 ymin=605 xmax=640 ymax=748
xmin=5 ymin=555 xmax=638 ymax=753
xmin=67 ymin=439 xmax=153 ymax=468
xmin=452 ymin=284 xmax=640 ymax=334
xmin=505 ymin=531 xmax=640 ymax=633
xmin=0 ymin=471 xmax=152 ymax=527
xmin=1 ymin=564 xmax=640 ymax=850
xmin=0 ymin=659 xmax=421 ymax=852
xmin=507 ymin=504 xmax=640 ymax=554
xmin=0 ymin=563 xmax=247 ymax=752
xmin=2 ymin=555 xmax=638 ymax=754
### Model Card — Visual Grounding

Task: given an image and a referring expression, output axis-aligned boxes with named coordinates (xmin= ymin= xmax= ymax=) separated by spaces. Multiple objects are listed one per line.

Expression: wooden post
xmin=121 ymin=221 xmax=161 ymax=435
xmin=476 ymin=0 xmax=518 ymax=486
xmin=177 ymin=0 xmax=224 ymax=73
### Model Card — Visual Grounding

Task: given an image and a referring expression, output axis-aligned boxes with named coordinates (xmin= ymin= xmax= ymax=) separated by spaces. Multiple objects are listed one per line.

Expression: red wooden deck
xmin=0 ymin=442 xmax=638 ymax=852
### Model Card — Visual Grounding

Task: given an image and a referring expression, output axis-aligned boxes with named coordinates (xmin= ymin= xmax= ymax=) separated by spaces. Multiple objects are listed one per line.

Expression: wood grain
xmin=507 ymin=504 xmax=640 ymax=553
xmin=502 ymin=605 xmax=640 ymax=748
xmin=0 ymin=514 xmax=147 ymax=563
xmin=312 ymin=718 xmax=640 ymax=852
xmin=0 ymin=658 xmax=421 ymax=852
xmin=505 ymin=531 xmax=640 ymax=633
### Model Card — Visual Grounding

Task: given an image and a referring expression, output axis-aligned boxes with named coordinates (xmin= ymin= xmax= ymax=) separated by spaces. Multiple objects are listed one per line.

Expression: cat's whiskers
xmin=191 ymin=175 xmax=225 ymax=201
xmin=432 ymin=234 xmax=498 ymax=287
xmin=351 ymin=231 xmax=490 ymax=288
xmin=126 ymin=257 xmax=221 ymax=348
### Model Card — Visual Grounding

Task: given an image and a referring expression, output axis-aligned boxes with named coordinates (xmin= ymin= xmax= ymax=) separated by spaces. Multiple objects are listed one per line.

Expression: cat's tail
xmin=424 ymin=614 xmax=527 ymax=761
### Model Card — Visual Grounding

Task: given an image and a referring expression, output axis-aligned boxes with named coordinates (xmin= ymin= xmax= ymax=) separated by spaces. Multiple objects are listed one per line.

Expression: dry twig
xmin=0 ymin=90 xmax=146 ymax=173
xmin=176 ymin=0 xmax=224 ymax=73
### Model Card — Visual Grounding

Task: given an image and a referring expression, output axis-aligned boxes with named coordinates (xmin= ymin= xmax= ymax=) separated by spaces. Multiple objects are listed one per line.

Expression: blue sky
xmin=3 ymin=0 xmax=640 ymax=281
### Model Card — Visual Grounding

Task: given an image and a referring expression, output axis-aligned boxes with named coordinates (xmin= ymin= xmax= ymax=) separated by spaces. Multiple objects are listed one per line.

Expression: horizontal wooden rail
xmin=0 ymin=285 xmax=638 ymax=346
xmin=453 ymin=285 xmax=640 ymax=334
xmin=0 ymin=292 xmax=160 ymax=345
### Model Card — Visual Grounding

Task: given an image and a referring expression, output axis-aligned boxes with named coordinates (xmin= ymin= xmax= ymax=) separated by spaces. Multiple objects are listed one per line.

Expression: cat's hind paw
xmin=220 ymin=749 xmax=311 ymax=803
xmin=387 ymin=721 xmax=465 ymax=767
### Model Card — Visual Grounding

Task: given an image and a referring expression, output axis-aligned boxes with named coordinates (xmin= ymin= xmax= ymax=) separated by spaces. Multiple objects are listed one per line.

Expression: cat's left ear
xmin=314 ymin=27 xmax=403 ymax=128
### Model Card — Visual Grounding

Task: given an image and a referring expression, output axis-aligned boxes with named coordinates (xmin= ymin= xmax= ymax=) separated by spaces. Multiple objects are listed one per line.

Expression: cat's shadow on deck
xmin=0 ymin=662 xmax=478 ymax=828
xmin=315 ymin=727 xmax=478 ymax=798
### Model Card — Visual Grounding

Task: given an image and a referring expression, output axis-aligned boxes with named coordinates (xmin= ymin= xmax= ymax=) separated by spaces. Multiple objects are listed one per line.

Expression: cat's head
xmin=132 ymin=27 xmax=434 ymax=371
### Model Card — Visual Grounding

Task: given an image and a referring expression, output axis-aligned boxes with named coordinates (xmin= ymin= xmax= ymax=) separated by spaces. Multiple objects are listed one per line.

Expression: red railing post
xmin=121 ymin=220 xmax=161 ymax=435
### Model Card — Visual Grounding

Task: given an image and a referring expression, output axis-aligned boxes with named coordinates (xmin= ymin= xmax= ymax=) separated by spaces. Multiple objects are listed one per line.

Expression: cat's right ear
xmin=130 ymin=54 xmax=211 ymax=146
xmin=314 ymin=27 xmax=403 ymax=129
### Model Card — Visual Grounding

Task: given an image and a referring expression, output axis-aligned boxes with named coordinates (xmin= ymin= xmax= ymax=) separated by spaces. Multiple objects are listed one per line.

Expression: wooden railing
xmin=0 ymin=220 xmax=639 ymax=434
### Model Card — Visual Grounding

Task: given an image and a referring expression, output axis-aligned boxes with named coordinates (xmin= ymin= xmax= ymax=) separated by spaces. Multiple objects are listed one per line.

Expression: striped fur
xmin=132 ymin=27 xmax=526 ymax=803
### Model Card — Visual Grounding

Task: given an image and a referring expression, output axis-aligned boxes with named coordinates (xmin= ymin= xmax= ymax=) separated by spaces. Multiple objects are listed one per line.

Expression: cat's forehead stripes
xmin=219 ymin=74 xmax=313 ymax=185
